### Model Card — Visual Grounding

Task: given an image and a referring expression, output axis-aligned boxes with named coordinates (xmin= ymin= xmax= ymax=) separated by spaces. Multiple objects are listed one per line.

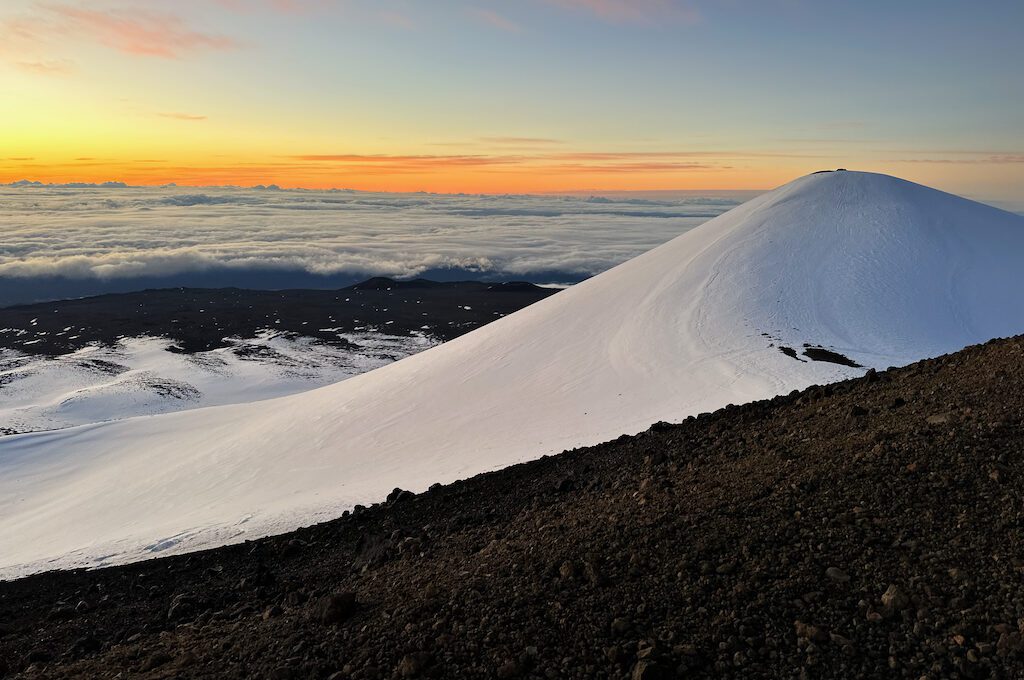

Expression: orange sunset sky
xmin=2 ymin=0 xmax=1022 ymax=202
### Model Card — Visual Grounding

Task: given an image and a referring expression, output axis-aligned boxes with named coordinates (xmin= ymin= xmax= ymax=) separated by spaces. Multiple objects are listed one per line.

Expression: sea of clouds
xmin=0 ymin=182 xmax=756 ymax=305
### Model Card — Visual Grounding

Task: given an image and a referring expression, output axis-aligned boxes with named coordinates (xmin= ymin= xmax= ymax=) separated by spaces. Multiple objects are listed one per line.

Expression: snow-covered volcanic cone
xmin=2 ymin=171 xmax=1022 ymax=577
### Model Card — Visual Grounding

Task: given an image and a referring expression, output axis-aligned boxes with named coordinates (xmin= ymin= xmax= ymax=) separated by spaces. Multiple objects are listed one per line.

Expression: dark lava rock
xmin=139 ymin=652 xmax=173 ymax=671
xmin=396 ymin=652 xmax=432 ymax=677
xmin=3 ymin=336 xmax=1024 ymax=679
xmin=167 ymin=593 xmax=199 ymax=622
xmin=0 ymin=278 xmax=557 ymax=356
xmin=25 ymin=648 xmax=53 ymax=664
xmin=803 ymin=346 xmax=863 ymax=367
xmin=386 ymin=488 xmax=414 ymax=504
xmin=825 ymin=567 xmax=850 ymax=583
xmin=313 ymin=592 xmax=357 ymax=625
xmin=70 ymin=635 xmax=102 ymax=657
xmin=495 ymin=660 xmax=521 ymax=678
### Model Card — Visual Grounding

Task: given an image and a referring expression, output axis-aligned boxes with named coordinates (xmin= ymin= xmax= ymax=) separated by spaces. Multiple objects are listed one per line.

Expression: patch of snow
xmin=0 ymin=331 xmax=437 ymax=436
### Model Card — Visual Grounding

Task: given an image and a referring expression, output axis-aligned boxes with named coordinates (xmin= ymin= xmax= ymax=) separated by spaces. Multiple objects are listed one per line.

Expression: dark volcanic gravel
xmin=0 ymin=278 xmax=557 ymax=355
xmin=2 ymin=336 xmax=1023 ymax=679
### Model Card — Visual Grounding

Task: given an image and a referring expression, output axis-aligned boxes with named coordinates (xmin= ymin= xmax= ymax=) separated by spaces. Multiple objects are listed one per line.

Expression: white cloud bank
xmin=0 ymin=183 xmax=754 ymax=283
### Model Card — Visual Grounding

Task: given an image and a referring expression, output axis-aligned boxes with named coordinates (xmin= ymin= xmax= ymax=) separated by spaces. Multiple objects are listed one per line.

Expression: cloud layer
xmin=0 ymin=183 xmax=752 ymax=291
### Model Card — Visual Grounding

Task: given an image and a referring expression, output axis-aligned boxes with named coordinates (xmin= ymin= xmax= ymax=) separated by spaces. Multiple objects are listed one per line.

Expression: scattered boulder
xmin=387 ymin=488 xmax=414 ymax=504
xmin=313 ymin=591 xmax=358 ymax=626
xmin=167 ymin=593 xmax=198 ymax=621
xmin=396 ymin=652 xmax=432 ymax=677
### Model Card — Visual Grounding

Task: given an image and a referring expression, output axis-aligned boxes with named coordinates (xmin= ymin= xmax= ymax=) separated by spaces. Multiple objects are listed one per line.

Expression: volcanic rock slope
xmin=1 ymin=170 xmax=1022 ymax=576
xmin=1 ymin=336 xmax=1023 ymax=679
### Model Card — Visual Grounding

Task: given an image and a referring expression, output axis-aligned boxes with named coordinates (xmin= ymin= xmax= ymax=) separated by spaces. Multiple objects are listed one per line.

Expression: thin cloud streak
xmin=158 ymin=112 xmax=209 ymax=121
xmin=544 ymin=0 xmax=700 ymax=24
xmin=469 ymin=8 xmax=522 ymax=33
xmin=889 ymin=156 xmax=1024 ymax=165
xmin=14 ymin=58 xmax=73 ymax=74
xmin=2 ymin=4 xmax=239 ymax=60
xmin=49 ymin=5 xmax=239 ymax=57
xmin=479 ymin=137 xmax=564 ymax=146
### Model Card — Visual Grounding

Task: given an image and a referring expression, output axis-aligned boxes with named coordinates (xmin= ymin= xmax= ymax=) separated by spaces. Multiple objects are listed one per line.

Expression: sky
xmin=1 ymin=0 xmax=1022 ymax=200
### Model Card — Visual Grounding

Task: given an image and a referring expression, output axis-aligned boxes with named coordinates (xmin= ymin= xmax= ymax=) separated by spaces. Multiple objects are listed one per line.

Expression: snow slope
xmin=2 ymin=171 xmax=1022 ymax=577
xmin=0 ymin=332 xmax=435 ymax=435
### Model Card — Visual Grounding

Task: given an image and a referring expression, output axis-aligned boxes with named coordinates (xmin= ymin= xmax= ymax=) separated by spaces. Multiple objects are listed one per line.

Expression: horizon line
xmin=1 ymin=178 xmax=772 ymax=198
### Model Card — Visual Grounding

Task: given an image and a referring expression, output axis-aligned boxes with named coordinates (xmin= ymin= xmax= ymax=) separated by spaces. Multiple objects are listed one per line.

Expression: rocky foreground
xmin=2 ymin=336 xmax=1023 ymax=679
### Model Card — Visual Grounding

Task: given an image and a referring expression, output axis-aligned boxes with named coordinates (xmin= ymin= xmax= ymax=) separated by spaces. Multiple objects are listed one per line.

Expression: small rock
xmin=632 ymin=660 xmax=666 ymax=680
xmin=794 ymin=621 xmax=828 ymax=642
xmin=70 ymin=635 xmax=102 ymax=656
xmin=387 ymin=487 xmax=413 ymax=504
xmin=167 ymin=593 xmax=197 ymax=621
xmin=285 ymin=590 xmax=307 ymax=607
xmin=313 ymin=591 xmax=357 ymax=625
xmin=825 ymin=567 xmax=850 ymax=583
xmin=611 ymin=617 xmax=632 ymax=636
xmin=584 ymin=558 xmax=606 ymax=586
xmin=881 ymin=584 xmax=910 ymax=610
xmin=47 ymin=604 xmax=74 ymax=621
xmin=996 ymin=631 xmax=1023 ymax=656
xmin=263 ymin=604 xmax=283 ymax=620
xmin=280 ymin=538 xmax=305 ymax=557
xmin=829 ymin=632 xmax=852 ymax=646
xmin=397 ymin=652 xmax=432 ymax=677
xmin=559 ymin=561 xmax=576 ymax=580
xmin=496 ymin=660 xmax=521 ymax=678
xmin=25 ymin=648 xmax=53 ymax=664
xmin=139 ymin=652 xmax=173 ymax=672
xmin=926 ymin=413 xmax=951 ymax=425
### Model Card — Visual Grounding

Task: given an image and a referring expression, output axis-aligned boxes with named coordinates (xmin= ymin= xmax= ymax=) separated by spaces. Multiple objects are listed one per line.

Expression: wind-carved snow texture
xmin=1 ymin=171 xmax=1022 ymax=578
xmin=0 ymin=332 xmax=435 ymax=435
